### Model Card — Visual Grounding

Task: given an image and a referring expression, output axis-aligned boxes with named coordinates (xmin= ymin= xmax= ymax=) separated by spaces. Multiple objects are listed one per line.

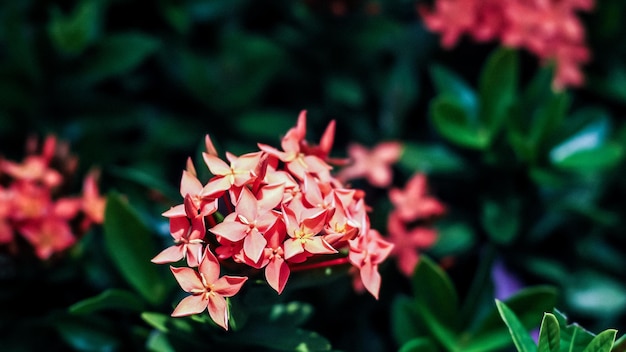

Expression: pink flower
xmin=419 ymin=0 xmax=594 ymax=90
xmin=201 ymin=151 xmax=262 ymax=196
xmin=170 ymin=248 xmax=248 ymax=330
xmin=388 ymin=173 xmax=445 ymax=222
xmin=387 ymin=211 xmax=438 ymax=277
xmin=282 ymin=204 xmax=337 ymax=260
xmin=152 ymin=195 xmax=206 ymax=267
xmin=336 ymin=142 xmax=403 ymax=188
xmin=19 ymin=215 xmax=76 ymax=260
xmin=348 ymin=229 xmax=394 ymax=299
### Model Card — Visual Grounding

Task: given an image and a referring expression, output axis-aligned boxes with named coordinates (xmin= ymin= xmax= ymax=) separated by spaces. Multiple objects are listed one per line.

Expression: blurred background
xmin=2 ymin=0 xmax=626 ymax=351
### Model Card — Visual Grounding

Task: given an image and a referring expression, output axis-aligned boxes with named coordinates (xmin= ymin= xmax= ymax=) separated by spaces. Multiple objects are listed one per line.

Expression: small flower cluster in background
xmin=0 ymin=135 xmax=106 ymax=260
xmin=153 ymin=111 xmax=395 ymax=330
xmin=338 ymin=142 xmax=446 ymax=277
xmin=419 ymin=0 xmax=594 ymax=90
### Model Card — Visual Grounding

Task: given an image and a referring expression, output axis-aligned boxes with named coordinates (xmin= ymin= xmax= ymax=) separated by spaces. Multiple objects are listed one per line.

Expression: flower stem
xmin=290 ymin=257 xmax=350 ymax=272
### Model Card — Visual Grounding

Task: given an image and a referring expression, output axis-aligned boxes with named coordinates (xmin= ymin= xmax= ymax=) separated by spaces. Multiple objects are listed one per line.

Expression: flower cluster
xmin=335 ymin=142 xmax=446 ymax=278
xmin=154 ymin=111 xmax=394 ymax=330
xmin=0 ymin=135 xmax=106 ymax=260
xmin=419 ymin=0 xmax=594 ymax=90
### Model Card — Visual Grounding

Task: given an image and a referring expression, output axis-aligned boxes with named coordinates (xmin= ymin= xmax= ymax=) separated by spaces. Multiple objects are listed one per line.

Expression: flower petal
xmin=265 ymin=257 xmax=290 ymax=294
xmin=152 ymin=245 xmax=184 ymax=264
xmin=212 ymin=275 xmax=248 ymax=297
xmin=171 ymin=294 xmax=208 ymax=317
xmin=207 ymin=294 xmax=229 ymax=330
xmin=198 ymin=248 xmax=221 ymax=284
xmin=170 ymin=266 xmax=203 ymax=292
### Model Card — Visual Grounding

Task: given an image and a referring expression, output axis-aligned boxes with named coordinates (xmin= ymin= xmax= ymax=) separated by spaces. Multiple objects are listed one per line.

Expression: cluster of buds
xmin=419 ymin=0 xmax=594 ymax=90
xmin=0 ymin=135 xmax=106 ymax=260
xmin=153 ymin=111 xmax=394 ymax=330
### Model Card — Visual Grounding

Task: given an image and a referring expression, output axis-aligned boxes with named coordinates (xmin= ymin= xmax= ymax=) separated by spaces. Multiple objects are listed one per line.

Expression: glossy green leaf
xmin=552 ymin=309 xmax=595 ymax=352
xmin=611 ymin=334 xmax=626 ymax=352
xmin=564 ymin=271 xmax=626 ymax=318
xmin=79 ymin=32 xmax=160 ymax=83
xmin=412 ymin=256 xmax=458 ymax=327
xmin=496 ymin=300 xmax=538 ymax=352
xmin=430 ymin=96 xmax=490 ymax=149
xmin=538 ymin=313 xmax=560 ymax=352
xmin=69 ymin=289 xmax=145 ymax=314
xmin=399 ymin=337 xmax=438 ymax=352
xmin=411 ymin=256 xmax=459 ymax=350
xmin=473 ymin=286 xmax=558 ymax=336
xmin=582 ymin=329 xmax=617 ymax=352
xmin=398 ymin=142 xmax=467 ymax=175
xmin=429 ymin=64 xmax=478 ymax=114
xmin=481 ymin=198 xmax=520 ymax=245
xmin=549 ymin=107 xmax=622 ymax=171
xmin=103 ymin=192 xmax=169 ymax=305
xmin=478 ymin=48 xmax=518 ymax=138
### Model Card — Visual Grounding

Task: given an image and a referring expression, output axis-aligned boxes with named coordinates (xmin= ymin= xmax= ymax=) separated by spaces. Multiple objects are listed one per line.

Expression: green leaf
xmin=392 ymin=295 xmax=424 ymax=345
xmin=226 ymin=325 xmax=332 ymax=351
xmin=79 ymin=32 xmax=160 ymax=83
xmin=495 ymin=300 xmax=538 ymax=352
xmin=481 ymin=198 xmax=520 ymax=245
xmin=538 ymin=313 xmax=560 ymax=352
xmin=69 ymin=289 xmax=145 ymax=314
xmin=473 ymin=286 xmax=558 ymax=336
xmin=430 ymin=95 xmax=490 ymax=149
xmin=141 ymin=312 xmax=193 ymax=334
xmin=549 ymin=107 xmax=623 ymax=171
xmin=268 ymin=301 xmax=314 ymax=327
xmin=611 ymin=334 xmax=626 ymax=352
xmin=411 ymin=256 xmax=459 ymax=350
xmin=325 ymin=76 xmax=364 ymax=108
xmin=103 ymin=192 xmax=169 ymax=305
xmin=429 ymin=64 xmax=478 ymax=114
xmin=564 ymin=271 xmax=626 ymax=318
xmin=478 ymin=48 xmax=518 ymax=138
xmin=48 ymin=0 xmax=101 ymax=55
xmin=146 ymin=331 xmax=175 ymax=352
xmin=56 ymin=316 xmax=120 ymax=352
xmin=398 ymin=142 xmax=467 ymax=175
xmin=399 ymin=337 xmax=438 ymax=352
xmin=552 ymin=309 xmax=595 ymax=352
xmin=582 ymin=329 xmax=617 ymax=352
xmin=412 ymin=256 xmax=458 ymax=327
xmin=428 ymin=221 xmax=476 ymax=257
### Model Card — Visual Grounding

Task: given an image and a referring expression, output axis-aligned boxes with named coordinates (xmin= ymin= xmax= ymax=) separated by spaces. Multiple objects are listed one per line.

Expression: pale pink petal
xmin=209 ymin=221 xmax=248 ymax=242
xmin=207 ymin=294 xmax=229 ymax=330
xmin=203 ymin=153 xmax=230 ymax=176
xmin=258 ymin=143 xmax=287 ymax=161
xmin=360 ymin=263 xmax=381 ymax=300
xmin=169 ymin=217 xmax=188 ymax=240
xmin=170 ymin=266 xmax=203 ymax=292
xmin=162 ymin=204 xmax=186 ymax=217
xmin=257 ymin=183 xmax=285 ymax=212
xmin=180 ymin=170 xmax=203 ymax=198
xmin=201 ymin=176 xmax=231 ymax=196
xmin=205 ymin=134 xmax=218 ymax=156
xmin=318 ymin=120 xmax=336 ymax=156
xmin=152 ymin=245 xmax=184 ymax=264
xmin=235 ymin=187 xmax=258 ymax=223
xmin=171 ymin=294 xmax=208 ymax=317
xmin=303 ymin=237 xmax=337 ymax=255
xmin=185 ymin=243 xmax=204 ymax=267
xmin=265 ymin=257 xmax=290 ymax=294
xmin=373 ymin=142 xmax=403 ymax=163
xmin=198 ymin=248 xmax=222 ymax=284
xmin=212 ymin=275 xmax=248 ymax=297
xmin=283 ymin=238 xmax=304 ymax=260
xmin=243 ymin=229 xmax=267 ymax=263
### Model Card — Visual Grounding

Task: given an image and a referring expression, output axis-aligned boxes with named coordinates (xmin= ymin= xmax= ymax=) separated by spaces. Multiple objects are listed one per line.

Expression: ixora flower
xmin=335 ymin=141 xmax=403 ymax=188
xmin=155 ymin=110 xmax=395 ymax=330
xmin=419 ymin=0 xmax=594 ymax=90
xmin=0 ymin=135 xmax=106 ymax=260
xmin=170 ymin=248 xmax=247 ymax=330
